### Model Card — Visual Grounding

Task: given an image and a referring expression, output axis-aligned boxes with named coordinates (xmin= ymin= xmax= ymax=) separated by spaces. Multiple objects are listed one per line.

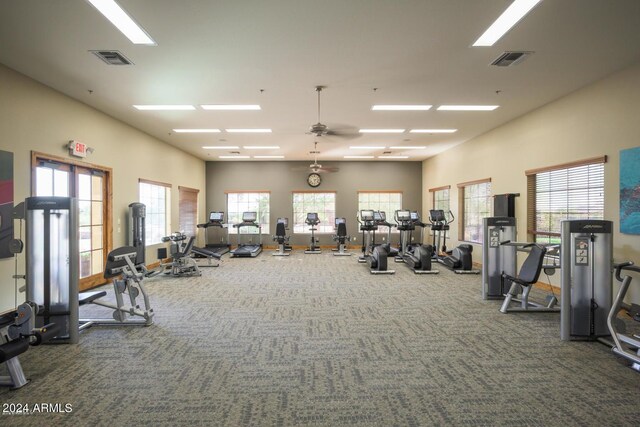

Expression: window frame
xmin=357 ymin=191 xmax=403 ymax=234
xmin=178 ymin=186 xmax=199 ymax=238
xmin=292 ymin=191 xmax=337 ymax=234
xmin=429 ymin=185 xmax=451 ymax=214
xmin=139 ymin=178 xmax=172 ymax=246
xmin=526 ymin=156 xmax=606 ymax=245
xmin=225 ymin=191 xmax=271 ymax=234
xmin=457 ymin=178 xmax=492 ymax=244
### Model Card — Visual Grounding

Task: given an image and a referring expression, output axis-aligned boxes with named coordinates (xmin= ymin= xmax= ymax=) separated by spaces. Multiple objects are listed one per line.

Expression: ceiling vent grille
xmin=90 ymin=50 xmax=133 ymax=65
xmin=491 ymin=51 xmax=533 ymax=67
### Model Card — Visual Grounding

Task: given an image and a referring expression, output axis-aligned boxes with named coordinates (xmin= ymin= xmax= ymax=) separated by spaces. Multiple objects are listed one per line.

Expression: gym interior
xmin=1 ymin=1 xmax=639 ymax=425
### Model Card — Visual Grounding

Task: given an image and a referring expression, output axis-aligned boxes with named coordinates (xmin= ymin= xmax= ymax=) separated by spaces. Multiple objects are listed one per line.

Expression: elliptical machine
xmin=304 ymin=213 xmax=322 ymax=254
xmin=357 ymin=210 xmax=394 ymax=274
xmin=374 ymin=211 xmax=399 ymax=257
xmin=394 ymin=210 xmax=438 ymax=274
xmin=429 ymin=209 xmax=478 ymax=274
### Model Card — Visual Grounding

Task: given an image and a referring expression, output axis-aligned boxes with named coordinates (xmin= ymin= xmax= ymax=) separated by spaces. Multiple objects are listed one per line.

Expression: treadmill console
xmin=361 ymin=210 xmax=375 ymax=222
xmin=335 ymin=217 xmax=346 ymax=226
xmin=410 ymin=211 xmax=419 ymax=221
xmin=396 ymin=210 xmax=411 ymax=221
xmin=242 ymin=212 xmax=257 ymax=223
xmin=209 ymin=211 xmax=224 ymax=222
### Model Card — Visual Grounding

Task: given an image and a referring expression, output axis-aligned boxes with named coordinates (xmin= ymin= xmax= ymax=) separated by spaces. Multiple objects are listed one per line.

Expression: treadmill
xmin=230 ymin=211 xmax=263 ymax=258
xmin=197 ymin=211 xmax=230 ymax=256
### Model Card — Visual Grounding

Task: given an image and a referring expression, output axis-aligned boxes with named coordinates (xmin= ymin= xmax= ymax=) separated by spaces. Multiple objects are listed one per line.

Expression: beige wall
xmin=422 ymin=60 xmax=640 ymax=301
xmin=0 ymin=64 xmax=206 ymax=312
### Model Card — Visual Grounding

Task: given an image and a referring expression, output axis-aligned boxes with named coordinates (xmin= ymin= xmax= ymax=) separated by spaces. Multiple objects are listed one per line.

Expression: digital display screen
xmin=430 ymin=210 xmax=445 ymax=222
xmin=307 ymin=212 xmax=319 ymax=221
xmin=361 ymin=210 xmax=374 ymax=221
xmin=243 ymin=211 xmax=257 ymax=222
xmin=277 ymin=217 xmax=288 ymax=227
xmin=209 ymin=212 xmax=224 ymax=222
xmin=373 ymin=212 xmax=382 ymax=221
xmin=396 ymin=210 xmax=411 ymax=221
xmin=410 ymin=211 xmax=419 ymax=221
xmin=335 ymin=217 xmax=346 ymax=225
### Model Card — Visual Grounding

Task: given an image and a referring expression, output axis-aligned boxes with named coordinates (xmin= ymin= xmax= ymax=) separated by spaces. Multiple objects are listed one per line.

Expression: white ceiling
xmin=1 ymin=0 xmax=640 ymax=162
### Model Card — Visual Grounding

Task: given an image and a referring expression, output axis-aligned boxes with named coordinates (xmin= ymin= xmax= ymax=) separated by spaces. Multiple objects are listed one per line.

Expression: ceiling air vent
xmin=90 ymin=50 xmax=133 ymax=65
xmin=491 ymin=51 xmax=533 ymax=67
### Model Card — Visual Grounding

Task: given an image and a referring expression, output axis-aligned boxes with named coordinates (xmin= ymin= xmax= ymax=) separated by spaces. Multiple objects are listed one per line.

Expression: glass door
xmin=33 ymin=154 xmax=111 ymax=290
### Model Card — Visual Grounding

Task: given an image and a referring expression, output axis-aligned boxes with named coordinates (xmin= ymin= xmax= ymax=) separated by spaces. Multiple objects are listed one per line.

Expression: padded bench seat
xmin=79 ymin=291 xmax=107 ymax=306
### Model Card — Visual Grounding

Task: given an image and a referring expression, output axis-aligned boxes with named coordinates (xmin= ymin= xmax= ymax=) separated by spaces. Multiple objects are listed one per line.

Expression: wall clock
xmin=307 ymin=173 xmax=322 ymax=188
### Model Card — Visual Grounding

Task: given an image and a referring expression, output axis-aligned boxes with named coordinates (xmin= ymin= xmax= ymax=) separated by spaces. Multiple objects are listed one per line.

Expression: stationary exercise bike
xmin=429 ymin=209 xmax=478 ymax=274
xmin=304 ymin=213 xmax=322 ymax=254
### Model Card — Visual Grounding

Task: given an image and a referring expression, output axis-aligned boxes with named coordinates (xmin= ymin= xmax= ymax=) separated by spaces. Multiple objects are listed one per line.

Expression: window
xmin=139 ymin=179 xmax=171 ymax=245
xmin=458 ymin=179 xmax=492 ymax=243
xmin=430 ymin=186 xmax=450 ymax=213
xmin=33 ymin=152 xmax=112 ymax=291
xmin=178 ymin=186 xmax=199 ymax=237
xmin=292 ymin=192 xmax=336 ymax=233
xmin=226 ymin=192 xmax=270 ymax=234
xmin=527 ymin=156 xmax=605 ymax=245
xmin=357 ymin=191 xmax=402 ymax=234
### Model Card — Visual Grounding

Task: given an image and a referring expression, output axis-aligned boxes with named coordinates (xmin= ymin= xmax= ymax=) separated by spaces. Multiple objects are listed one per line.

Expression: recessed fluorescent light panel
xmin=473 ymin=0 xmax=542 ymax=47
xmin=359 ymin=129 xmax=405 ymax=134
xmin=437 ymin=105 xmax=499 ymax=111
xmin=225 ymin=129 xmax=272 ymax=133
xmin=174 ymin=129 xmax=221 ymax=133
xmin=86 ymin=0 xmax=156 ymax=45
xmin=133 ymin=105 xmax=195 ymax=110
xmin=389 ymin=146 xmax=426 ymax=150
xmin=202 ymin=146 xmax=239 ymax=149
xmin=254 ymin=156 xmax=285 ymax=159
xmin=201 ymin=105 xmax=261 ymax=110
xmin=410 ymin=129 xmax=457 ymax=134
xmin=219 ymin=156 xmax=250 ymax=159
xmin=378 ymin=156 xmax=409 ymax=159
xmin=243 ymin=146 xmax=280 ymax=149
xmin=349 ymin=146 xmax=386 ymax=150
xmin=344 ymin=156 xmax=375 ymax=159
xmin=371 ymin=105 xmax=432 ymax=111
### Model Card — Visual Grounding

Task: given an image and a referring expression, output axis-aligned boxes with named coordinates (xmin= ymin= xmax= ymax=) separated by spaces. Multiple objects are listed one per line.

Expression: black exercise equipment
xmin=332 ymin=217 xmax=351 ymax=256
xmin=357 ymin=210 xmax=394 ymax=274
xmin=273 ymin=217 xmax=290 ymax=256
xmin=499 ymin=243 xmax=559 ymax=313
xmin=304 ymin=213 xmax=322 ymax=254
xmin=1 ymin=302 xmax=60 ymax=389
xmin=373 ymin=211 xmax=398 ymax=257
xmin=429 ymin=209 xmax=479 ymax=274
xmin=394 ymin=210 xmax=438 ymax=274
xmin=197 ymin=211 xmax=231 ymax=256
xmin=230 ymin=212 xmax=263 ymax=258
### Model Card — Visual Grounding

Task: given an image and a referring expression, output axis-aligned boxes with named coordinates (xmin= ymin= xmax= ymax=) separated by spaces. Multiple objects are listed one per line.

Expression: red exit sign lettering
xmin=69 ymin=140 xmax=87 ymax=158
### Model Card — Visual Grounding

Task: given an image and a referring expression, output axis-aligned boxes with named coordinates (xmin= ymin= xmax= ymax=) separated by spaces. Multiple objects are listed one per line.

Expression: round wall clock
xmin=307 ymin=172 xmax=322 ymax=187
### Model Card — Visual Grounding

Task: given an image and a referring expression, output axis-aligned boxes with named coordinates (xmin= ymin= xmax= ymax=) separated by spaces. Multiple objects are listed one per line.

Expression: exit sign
xmin=69 ymin=140 xmax=87 ymax=158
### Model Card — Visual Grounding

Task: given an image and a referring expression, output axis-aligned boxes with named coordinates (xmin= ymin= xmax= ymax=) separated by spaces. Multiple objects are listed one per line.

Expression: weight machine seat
xmin=174 ymin=236 xmax=196 ymax=260
xmin=273 ymin=222 xmax=289 ymax=243
xmin=501 ymin=244 xmax=546 ymax=288
xmin=333 ymin=222 xmax=348 ymax=242
xmin=104 ymin=246 xmax=139 ymax=279
xmin=79 ymin=291 xmax=108 ymax=306
xmin=191 ymin=246 xmax=222 ymax=259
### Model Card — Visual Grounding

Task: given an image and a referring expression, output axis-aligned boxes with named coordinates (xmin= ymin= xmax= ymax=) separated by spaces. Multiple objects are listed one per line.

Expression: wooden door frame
xmin=31 ymin=151 xmax=113 ymax=290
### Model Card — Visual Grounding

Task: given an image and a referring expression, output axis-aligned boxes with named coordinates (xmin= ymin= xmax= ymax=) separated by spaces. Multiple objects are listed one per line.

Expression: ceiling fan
xmin=292 ymin=141 xmax=339 ymax=173
xmin=306 ymin=86 xmax=359 ymax=140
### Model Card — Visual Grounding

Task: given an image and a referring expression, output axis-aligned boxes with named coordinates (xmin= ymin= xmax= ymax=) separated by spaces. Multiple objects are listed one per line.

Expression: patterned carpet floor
xmin=1 ymin=250 xmax=639 ymax=426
